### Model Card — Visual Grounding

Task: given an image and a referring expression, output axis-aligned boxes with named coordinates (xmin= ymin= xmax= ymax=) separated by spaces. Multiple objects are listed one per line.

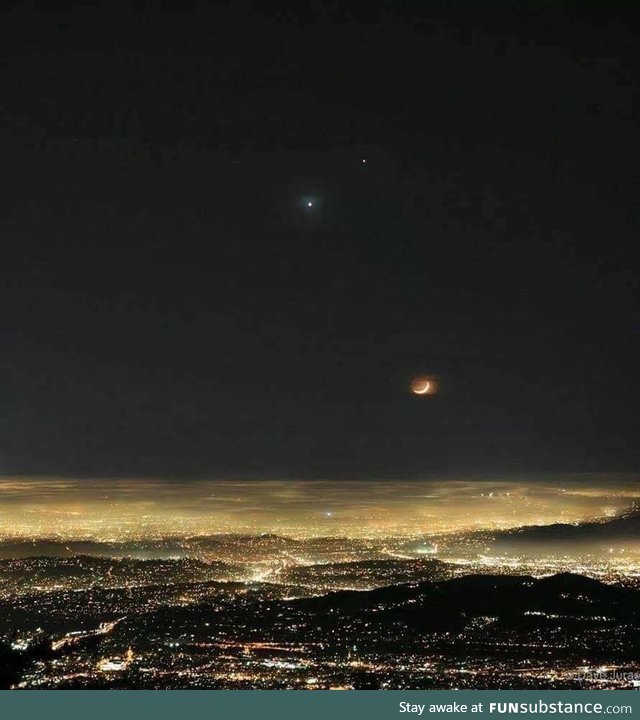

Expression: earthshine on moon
xmin=410 ymin=376 xmax=436 ymax=395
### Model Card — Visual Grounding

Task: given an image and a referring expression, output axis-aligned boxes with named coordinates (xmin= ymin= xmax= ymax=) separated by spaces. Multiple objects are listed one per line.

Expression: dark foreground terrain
xmin=2 ymin=563 xmax=639 ymax=689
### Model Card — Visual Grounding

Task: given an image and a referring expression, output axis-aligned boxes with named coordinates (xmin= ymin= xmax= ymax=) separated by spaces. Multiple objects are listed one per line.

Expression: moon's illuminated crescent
xmin=410 ymin=376 xmax=437 ymax=395
xmin=413 ymin=380 xmax=431 ymax=395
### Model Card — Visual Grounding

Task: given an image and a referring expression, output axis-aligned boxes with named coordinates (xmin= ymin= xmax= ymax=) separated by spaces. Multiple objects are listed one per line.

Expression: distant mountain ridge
xmin=490 ymin=505 xmax=640 ymax=549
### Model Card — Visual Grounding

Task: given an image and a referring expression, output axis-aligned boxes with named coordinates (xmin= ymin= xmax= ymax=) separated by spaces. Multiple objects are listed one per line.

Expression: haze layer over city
xmin=1 ymin=475 xmax=639 ymax=540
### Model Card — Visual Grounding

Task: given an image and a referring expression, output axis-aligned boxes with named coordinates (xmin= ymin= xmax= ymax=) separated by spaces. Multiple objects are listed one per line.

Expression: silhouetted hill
xmin=103 ymin=572 xmax=640 ymax=653
xmin=490 ymin=506 xmax=640 ymax=552
xmin=290 ymin=572 xmax=640 ymax=629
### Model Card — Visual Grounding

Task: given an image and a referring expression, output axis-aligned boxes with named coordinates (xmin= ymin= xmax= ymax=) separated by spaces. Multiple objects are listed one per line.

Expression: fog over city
xmin=1 ymin=475 xmax=638 ymax=540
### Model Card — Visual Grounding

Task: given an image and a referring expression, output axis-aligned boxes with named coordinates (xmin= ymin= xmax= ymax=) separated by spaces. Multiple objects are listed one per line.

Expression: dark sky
xmin=1 ymin=1 xmax=638 ymax=478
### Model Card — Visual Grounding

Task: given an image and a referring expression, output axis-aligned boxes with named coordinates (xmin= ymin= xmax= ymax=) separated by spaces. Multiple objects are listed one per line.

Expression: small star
xmin=307 ymin=201 xmax=313 ymax=207
xmin=362 ymin=158 xmax=367 ymax=163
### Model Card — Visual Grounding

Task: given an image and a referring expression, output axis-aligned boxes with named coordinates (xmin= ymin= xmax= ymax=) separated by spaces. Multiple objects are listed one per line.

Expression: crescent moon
xmin=413 ymin=381 xmax=431 ymax=395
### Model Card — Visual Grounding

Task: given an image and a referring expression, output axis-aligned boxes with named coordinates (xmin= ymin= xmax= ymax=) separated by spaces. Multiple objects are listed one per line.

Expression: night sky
xmin=1 ymin=2 xmax=638 ymax=479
